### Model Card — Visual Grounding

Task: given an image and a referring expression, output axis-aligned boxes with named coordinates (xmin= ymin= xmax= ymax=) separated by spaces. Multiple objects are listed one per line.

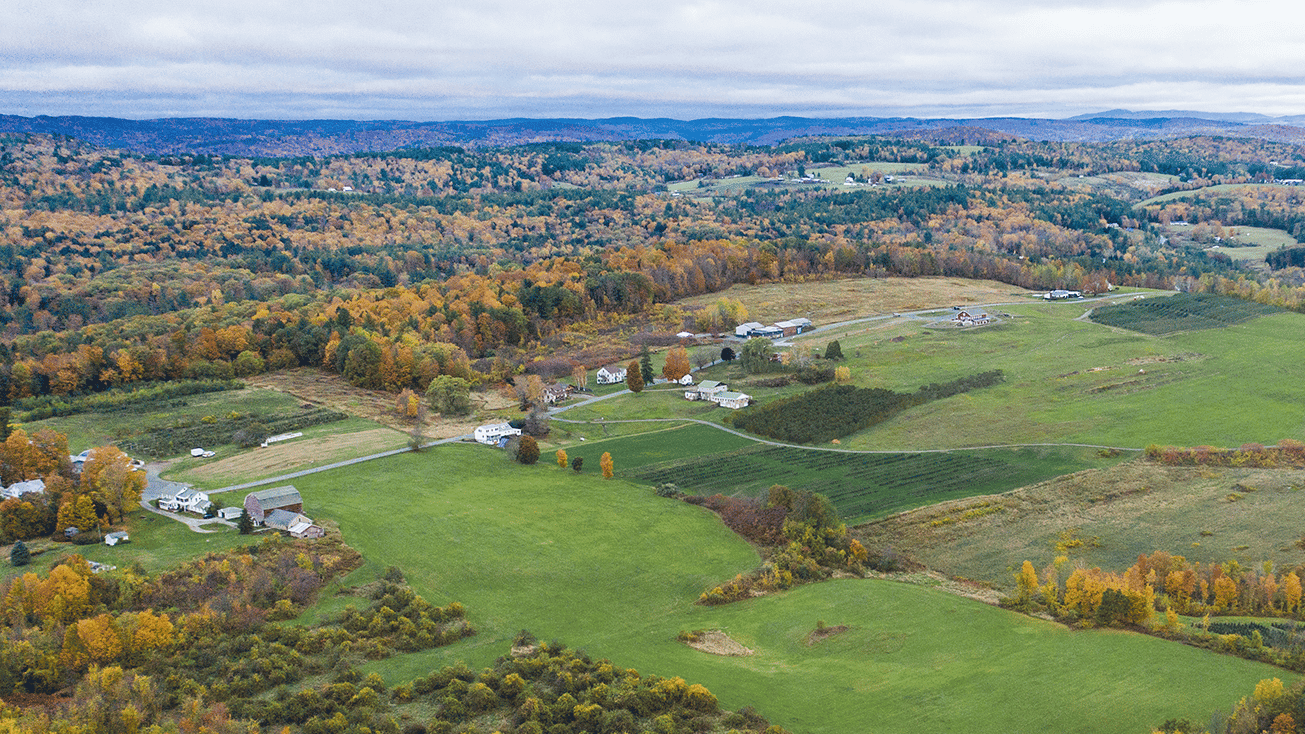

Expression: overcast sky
xmin=2 ymin=0 xmax=1303 ymax=121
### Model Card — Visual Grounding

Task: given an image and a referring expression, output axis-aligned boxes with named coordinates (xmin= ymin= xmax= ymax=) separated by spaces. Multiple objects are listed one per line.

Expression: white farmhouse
xmin=596 ymin=365 xmax=627 ymax=385
xmin=474 ymin=422 xmax=522 ymax=445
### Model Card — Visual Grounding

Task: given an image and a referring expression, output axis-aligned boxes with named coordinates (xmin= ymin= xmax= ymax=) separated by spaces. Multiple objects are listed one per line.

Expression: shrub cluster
xmin=695 ymin=486 xmax=867 ymax=605
xmin=1146 ymin=440 xmax=1305 ymax=468
xmin=381 ymin=641 xmax=786 ymax=734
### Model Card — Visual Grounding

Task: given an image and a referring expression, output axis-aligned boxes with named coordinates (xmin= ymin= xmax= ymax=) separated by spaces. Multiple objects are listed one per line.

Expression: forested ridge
xmin=3 ymin=132 xmax=1305 ymax=403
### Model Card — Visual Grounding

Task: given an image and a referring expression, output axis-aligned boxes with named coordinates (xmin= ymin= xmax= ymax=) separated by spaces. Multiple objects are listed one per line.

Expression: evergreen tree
xmin=720 ymin=347 xmax=735 ymax=362
xmin=572 ymin=456 xmax=584 ymax=472
xmin=9 ymin=539 xmax=29 ymax=566
xmin=824 ymin=340 xmax=844 ymax=361
xmin=238 ymin=507 xmax=254 ymax=535
xmin=639 ymin=346 xmax=655 ymax=384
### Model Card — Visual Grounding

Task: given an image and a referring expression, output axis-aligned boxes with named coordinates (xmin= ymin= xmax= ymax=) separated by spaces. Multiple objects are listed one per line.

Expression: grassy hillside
xmin=289 ymin=444 xmax=1292 ymax=734
xmin=859 ymin=460 xmax=1305 ymax=588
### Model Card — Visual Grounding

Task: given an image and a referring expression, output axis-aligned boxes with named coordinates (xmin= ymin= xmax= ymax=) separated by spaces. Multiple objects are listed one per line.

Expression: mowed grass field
xmin=289 ymin=445 xmax=1289 ymax=734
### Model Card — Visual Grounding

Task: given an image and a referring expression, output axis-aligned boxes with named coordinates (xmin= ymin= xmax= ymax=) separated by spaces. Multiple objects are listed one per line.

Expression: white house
xmin=2 ymin=478 xmax=45 ymax=500
xmin=712 ymin=391 xmax=752 ymax=409
xmin=952 ymin=310 xmax=991 ymax=327
xmin=160 ymin=487 xmax=212 ymax=515
xmin=474 ymin=422 xmax=522 ymax=445
xmin=676 ymin=374 xmax=694 ymax=386
xmin=596 ymin=365 xmax=627 ymax=385
xmin=104 ymin=531 xmax=129 ymax=546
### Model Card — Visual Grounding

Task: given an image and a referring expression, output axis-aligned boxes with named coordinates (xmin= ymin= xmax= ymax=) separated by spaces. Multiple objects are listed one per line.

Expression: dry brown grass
xmin=182 ymin=428 xmax=404 ymax=481
xmin=685 ymin=630 xmax=753 ymax=657
xmin=245 ymin=368 xmax=515 ymax=439
xmin=673 ymin=276 xmax=1034 ymax=324
xmin=856 ymin=460 xmax=1305 ymax=589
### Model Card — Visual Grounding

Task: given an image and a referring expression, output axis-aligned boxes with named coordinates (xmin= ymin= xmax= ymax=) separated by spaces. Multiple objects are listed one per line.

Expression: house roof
xmin=105 ymin=531 xmax=129 ymax=540
xmin=263 ymin=509 xmax=301 ymax=530
xmin=715 ymin=391 xmax=749 ymax=401
xmin=248 ymin=485 xmax=301 ymax=508
xmin=288 ymin=520 xmax=315 ymax=535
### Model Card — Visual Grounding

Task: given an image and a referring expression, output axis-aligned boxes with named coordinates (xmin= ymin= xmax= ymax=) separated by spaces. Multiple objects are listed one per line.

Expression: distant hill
xmin=3 ymin=112 xmax=1305 ymax=156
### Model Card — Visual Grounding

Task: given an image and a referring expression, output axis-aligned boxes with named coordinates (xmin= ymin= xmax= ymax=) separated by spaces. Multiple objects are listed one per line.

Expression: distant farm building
xmin=952 ymin=310 xmax=992 ymax=327
xmin=104 ymin=531 xmax=129 ymax=546
xmin=775 ymin=318 xmax=813 ymax=336
xmin=1044 ymin=290 xmax=1082 ymax=300
xmin=243 ymin=485 xmax=303 ymax=524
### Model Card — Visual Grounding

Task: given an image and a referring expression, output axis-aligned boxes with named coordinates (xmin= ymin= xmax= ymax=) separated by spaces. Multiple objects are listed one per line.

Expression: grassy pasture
xmin=286 ymin=445 xmax=1288 ymax=734
xmin=1135 ymin=182 xmax=1289 ymax=208
xmin=789 ymin=298 xmax=1305 ymax=450
xmin=1090 ymin=292 xmax=1283 ymax=335
xmin=858 ymin=460 xmax=1305 ymax=589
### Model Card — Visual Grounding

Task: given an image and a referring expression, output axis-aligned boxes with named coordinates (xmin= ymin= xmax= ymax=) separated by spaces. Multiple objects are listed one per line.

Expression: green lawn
xmin=2 ymin=511 xmax=254 ymax=582
xmin=286 ymin=444 xmax=1290 ymax=734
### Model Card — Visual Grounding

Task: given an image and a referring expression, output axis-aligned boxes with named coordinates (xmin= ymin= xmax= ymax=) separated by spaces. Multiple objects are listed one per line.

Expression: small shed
xmin=244 ymin=485 xmax=303 ymax=524
xmin=218 ymin=506 xmax=244 ymax=521
xmin=104 ymin=531 xmax=129 ymax=546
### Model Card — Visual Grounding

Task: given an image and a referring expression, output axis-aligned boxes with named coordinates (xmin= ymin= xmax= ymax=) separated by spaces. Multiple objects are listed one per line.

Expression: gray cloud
xmin=2 ymin=0 xmax=1303 ymax=119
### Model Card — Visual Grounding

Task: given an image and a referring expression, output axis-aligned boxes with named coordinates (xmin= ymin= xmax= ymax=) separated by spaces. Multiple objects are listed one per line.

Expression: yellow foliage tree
xmin=661 ymin=346 xmax=691 ymax=382
xmin=600 ymin=452 xmax=614 ymax=479
xmin=81 ymin=446 xmax=146 ymax=524
xmin=1284 ymin=572 xmax=1302 ymax=615
xmin=834 ymin=366 xmax=851 ymax=384
xmin=556 ymin=449 xmax=568 ymax=469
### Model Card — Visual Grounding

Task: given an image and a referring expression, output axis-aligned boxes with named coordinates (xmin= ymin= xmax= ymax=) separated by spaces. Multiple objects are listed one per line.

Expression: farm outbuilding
xmin=244 ymin=485 xmax=303 ymax=524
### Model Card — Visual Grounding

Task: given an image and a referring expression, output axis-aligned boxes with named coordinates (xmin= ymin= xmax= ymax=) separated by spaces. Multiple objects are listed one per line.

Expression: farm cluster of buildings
xmin=684 ymin=380 xmax=751 ymax=409
xmin=733 ymin=318 xmax=813 ymax=339
xmin=154 ymin=483 xmax=324 ymax=539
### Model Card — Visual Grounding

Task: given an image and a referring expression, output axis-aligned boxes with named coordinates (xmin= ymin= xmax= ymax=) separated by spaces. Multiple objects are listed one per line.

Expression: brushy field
xmin=286 ymin=445 xmax=1290 ymax=734
xmin=857 ymin=460 xmax=1305 ymax=589
xmin=19 ymin=386 xmax=303 ymax=454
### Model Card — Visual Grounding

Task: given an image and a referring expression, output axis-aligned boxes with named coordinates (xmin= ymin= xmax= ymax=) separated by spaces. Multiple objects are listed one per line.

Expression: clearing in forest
xmin=673 ymin=276 xmax=1033 ymax=325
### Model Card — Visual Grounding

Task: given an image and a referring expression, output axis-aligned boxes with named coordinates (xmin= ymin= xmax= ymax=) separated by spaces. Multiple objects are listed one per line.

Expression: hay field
xmin=674 ymin=276 xmax=1034 ymax=324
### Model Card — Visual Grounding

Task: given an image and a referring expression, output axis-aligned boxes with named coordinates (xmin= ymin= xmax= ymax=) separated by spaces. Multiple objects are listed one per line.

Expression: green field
xmin=626 ymin=443 xmax=1123 ymax=524
xmin=561 ymin=296 xmax=1305 ymax=452
xmin=1090 ymin=293 xmax=1282 ymax=335
xmin=283 ymin=445 xmax=1290 ymax=734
